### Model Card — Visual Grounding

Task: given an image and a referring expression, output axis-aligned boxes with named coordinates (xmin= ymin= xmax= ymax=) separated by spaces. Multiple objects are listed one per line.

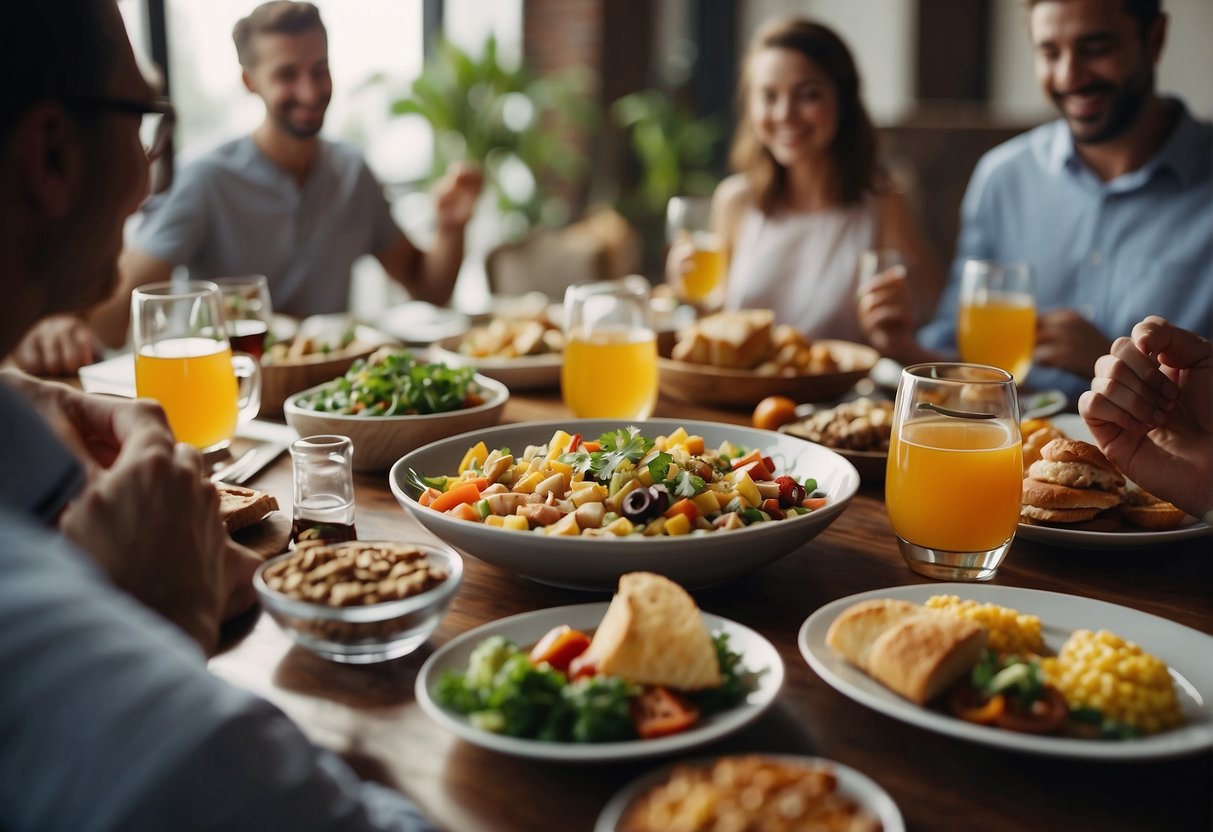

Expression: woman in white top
xmin=669 ymin=18 xmax=941 ymax=345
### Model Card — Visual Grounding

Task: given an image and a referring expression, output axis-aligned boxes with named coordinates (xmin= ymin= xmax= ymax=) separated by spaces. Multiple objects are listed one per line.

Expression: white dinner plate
xmin=800 ymin=583 xmax=1213 ymax=760
xmin=429 ymin=335 xmax=562 ymax=390
xmin=1017 ymin=414 xmax=1211 ymax=548
xmin=377 ymin=301 xmax=470 ymax=344
xmin=416 ymin=603 xmax=784 ymax=762
xmin=594 ymin=754 xmax=904 ymax=832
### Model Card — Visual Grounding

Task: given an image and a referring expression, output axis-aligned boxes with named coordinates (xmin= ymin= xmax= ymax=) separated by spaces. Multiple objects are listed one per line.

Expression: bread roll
xmin=1039 ymin=438 xmax=1125 ymax=487
xmin=1121 ymin=485 xmax=1186 ymax=530
xmin=1022 ymin=478 xmax=1122 ymax=511
xmin=826 ymin=599 xmax=986 ymax=705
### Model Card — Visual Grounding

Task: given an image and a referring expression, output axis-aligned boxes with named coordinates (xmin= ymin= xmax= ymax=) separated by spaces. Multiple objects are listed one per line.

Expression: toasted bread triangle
xmin=588 ymin=572 xmax=722 ymax=690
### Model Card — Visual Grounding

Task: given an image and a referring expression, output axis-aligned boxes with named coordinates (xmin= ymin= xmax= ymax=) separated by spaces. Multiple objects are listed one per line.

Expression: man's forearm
xmin=415 ymin=225 xmax=466 ymax=307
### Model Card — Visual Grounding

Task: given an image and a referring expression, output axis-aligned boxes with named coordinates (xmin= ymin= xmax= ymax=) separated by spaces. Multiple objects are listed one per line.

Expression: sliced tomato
xmin=631 ymin=686 xmax=700 ymax=739
xmin=527 ymin=625 xmax=591 ymax=672
xmin=567 ymin=652 xmax=597 ymax=680
xmin=994 ymin=686 xmax=1068 ymax=735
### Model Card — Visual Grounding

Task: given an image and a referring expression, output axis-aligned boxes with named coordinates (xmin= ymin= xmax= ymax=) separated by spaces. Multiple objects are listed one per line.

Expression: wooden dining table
xmin=209 ymin=389 xmax=1213 ymax=832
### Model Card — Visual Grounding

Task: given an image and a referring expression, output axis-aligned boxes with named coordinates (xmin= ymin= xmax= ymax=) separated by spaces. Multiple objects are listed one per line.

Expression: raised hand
xmin=433 ymin=162 xmax=484 ymax=231
xmin=1079 ymin=316 xmax=1213 ymax=518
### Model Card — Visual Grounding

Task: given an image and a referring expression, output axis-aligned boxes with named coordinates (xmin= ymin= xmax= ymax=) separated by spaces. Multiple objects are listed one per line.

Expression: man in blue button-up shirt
xmin=862 ymin=0 xmax=1212 ymax=403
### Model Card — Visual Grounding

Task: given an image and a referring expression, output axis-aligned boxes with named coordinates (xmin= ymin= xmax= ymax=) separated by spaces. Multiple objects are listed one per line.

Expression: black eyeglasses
xmin=61 ymin=96 xmax=176 ymax=162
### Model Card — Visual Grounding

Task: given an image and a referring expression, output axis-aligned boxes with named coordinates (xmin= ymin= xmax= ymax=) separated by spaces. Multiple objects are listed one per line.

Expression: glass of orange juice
xmin=561 ymin=280 xmax=658 ymax=419
xmin=132 ymin=281 xmax=262 ymax=452
xmin=886 ymin=363 xmax=1022 ymax=581
xmin=957 ymin=260 xmax=1035 ymax=383
xmin=667 ymin=196 xmax=725 ymax=306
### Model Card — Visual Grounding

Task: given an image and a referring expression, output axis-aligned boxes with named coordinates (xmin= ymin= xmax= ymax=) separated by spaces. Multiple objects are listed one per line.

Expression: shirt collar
xmin=1049 ymin=98 xmax=1210 ymax=189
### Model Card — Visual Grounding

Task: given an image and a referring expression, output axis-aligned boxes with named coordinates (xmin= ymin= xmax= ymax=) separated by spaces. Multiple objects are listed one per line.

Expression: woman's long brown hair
xmin=729 ymin=18 xmax=880 ymax=214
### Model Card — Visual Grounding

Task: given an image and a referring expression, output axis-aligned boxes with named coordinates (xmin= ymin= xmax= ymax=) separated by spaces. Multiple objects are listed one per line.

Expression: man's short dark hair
xmin=1027 ymin=0 xmax=1162 ymax=37
xmin=232 ymin=1 xmax=326 ymax=69
xmin=0 ymin=0 xmax=114 ymax=142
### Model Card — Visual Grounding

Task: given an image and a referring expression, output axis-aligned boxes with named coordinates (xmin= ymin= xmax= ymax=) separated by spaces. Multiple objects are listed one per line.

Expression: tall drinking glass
xmin=215 ymin=275 xmax=273 ymax=361
xmin=667 ymin=195 xmax=725 ymax=305
xmin=957 ymin=260 xmax=1035 ymax=383
xmin=886 ymin=363 xmax=1022 ymax=581
xmin=562 ymin=280 xmax=658 ymax=419
xmin=132 ymin=281 xmax=261 ymax=452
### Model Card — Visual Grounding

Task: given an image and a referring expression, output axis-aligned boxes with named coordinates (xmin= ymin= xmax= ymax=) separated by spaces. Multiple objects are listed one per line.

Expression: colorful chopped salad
xmin=405 ymin=425 xmax=828 ymax=536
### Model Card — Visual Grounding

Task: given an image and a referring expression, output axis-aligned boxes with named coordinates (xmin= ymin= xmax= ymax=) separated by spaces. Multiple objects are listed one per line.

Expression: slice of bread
xmin=1121 ymin=485 xmax=1186 ymax=530
xmin=218 ymin=484 xmax=279 ymax=533
xmin=585 ymin=572 xmax=722 ymax=691
xmin=673 ymin=310 xmax=774 ymax=369
xmin=826 ymin=598 xmax=986 ymax=705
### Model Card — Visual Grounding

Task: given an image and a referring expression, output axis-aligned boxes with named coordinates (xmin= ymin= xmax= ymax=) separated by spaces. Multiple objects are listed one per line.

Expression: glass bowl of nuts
xmin=254 ymin=540 xmax=463 ymax=663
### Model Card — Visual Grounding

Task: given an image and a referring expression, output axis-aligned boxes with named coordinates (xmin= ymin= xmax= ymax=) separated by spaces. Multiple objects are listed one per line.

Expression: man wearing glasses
xmin=13 ymin=0 xmax=481 ymax=375
xmin=1 ymin=2 xmax=437 ymax=828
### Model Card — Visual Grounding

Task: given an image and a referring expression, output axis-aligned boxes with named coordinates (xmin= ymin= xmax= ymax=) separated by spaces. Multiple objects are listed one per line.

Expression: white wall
xmin=744 ymin=0 xmax=1213 ymax=126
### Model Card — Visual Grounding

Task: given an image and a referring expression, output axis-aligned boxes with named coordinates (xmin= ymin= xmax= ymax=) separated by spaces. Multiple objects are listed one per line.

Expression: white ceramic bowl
xmin=284 ymin=373 xmax=509 ymax=471
xmin=389 ymin=419 xmax=860 ymax=590
xmin=254 ymin=540 xmax=463 ymax=664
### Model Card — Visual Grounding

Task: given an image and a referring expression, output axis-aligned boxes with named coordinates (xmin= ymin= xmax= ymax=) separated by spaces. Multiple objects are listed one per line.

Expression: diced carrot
xmin=418 ymin=487 xmax=443 ymax=508
xmin=663 ymin=498 xmax=700 ymax=522
xmin=446 ymin=501 xmax=482 ymax=522
xmin=581 ymin=440 xmax=601 ymax=452
xmin=733 ymin=459 xmax=773 ymax=482
xmin=730 ymin=449 xmax=763 ymax=470
xmin=802 ymin=496 xmax=829 ymax=510
xmin=428 ymin=480 xmax=483 ymax=513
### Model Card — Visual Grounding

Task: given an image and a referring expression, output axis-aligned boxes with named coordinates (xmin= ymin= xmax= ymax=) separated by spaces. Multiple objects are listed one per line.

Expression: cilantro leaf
xmin=588 ymin=426 xmax=653 ymax=482
xmin=646 ymin=451 xmax=672 ymax=482
xmin=670 ymin=470 xmax=705 ymax=498
xmin=560 ymin=450 xmax=595 ymax=478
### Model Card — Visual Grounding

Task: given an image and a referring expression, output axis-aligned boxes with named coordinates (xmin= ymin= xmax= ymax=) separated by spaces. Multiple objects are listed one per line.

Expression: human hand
xmin=59 ymin=429 xmax=226 ymax=655
xmin=9 ymin=314 xmax=102 ymax=376
xmin=433 ymin=163 xmax=484 ymax=231
xmin=1 ymin=372 xmax=170 ymax=473
xmin=1078 ymin=316 xmax=1213 ymax=518
xmin=664 ymin=231 xmax=697 ymax=299
xmin=857 ymin=267 xmax=932 ymax=364
xmin=1034 ymin=309 xmax=1113 ymax=379
xmin=222 ymin=540 xmax=262 ymax=622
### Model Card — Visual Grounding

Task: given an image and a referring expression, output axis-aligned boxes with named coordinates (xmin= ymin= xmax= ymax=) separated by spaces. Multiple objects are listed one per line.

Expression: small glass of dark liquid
xmin=215 ymin=275 xmax=272 ymax=362
xmin=290 ymin=434 xmax=357 ymax=547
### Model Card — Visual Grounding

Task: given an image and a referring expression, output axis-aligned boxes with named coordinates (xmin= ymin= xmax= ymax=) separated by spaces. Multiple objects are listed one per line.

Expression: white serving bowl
xmin=284 ymin=373 xmax=509 ymax=472
xmin=389 ymin=419 xmax=860 ymax=590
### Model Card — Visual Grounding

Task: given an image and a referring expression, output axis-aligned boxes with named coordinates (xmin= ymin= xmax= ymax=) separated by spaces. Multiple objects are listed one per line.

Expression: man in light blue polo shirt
xmin=14 ymin=0 xmax=481 ymax=374
xmin=860 ymin=0 xmax=1211 ymax=404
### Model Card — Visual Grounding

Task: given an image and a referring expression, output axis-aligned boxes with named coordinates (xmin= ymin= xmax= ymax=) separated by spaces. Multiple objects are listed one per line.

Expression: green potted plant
xmin=610 ymin=89 xmax=725 ymax=269
xmin=391 ymin=36 xmax=598 ymax=235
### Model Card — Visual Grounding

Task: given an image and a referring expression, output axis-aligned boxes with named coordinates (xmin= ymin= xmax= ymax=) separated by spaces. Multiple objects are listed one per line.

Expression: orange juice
xmin=683 ymin=235 xmax=725 ymax=301
xmin=958 ymin=294 xmax=1035 ymax=380
xmin=886 ymin=418 xmax=1022 ymax=552
xmin=562 ymin=327 xmax=657 ymax=419
xmin=136 ymin=337 xmax=239 ymax=450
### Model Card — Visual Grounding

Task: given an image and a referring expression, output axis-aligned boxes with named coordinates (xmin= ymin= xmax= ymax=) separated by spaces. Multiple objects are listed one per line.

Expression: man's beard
xmin=1055 ymin=66 xmax=1154 ymax=145
xmin=274 ymin=101 xmax=328 ymax=139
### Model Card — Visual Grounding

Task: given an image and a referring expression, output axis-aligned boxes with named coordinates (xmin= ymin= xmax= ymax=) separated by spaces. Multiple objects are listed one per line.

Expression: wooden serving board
xmin=230 ymin=511 xmax=292 ymax=559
